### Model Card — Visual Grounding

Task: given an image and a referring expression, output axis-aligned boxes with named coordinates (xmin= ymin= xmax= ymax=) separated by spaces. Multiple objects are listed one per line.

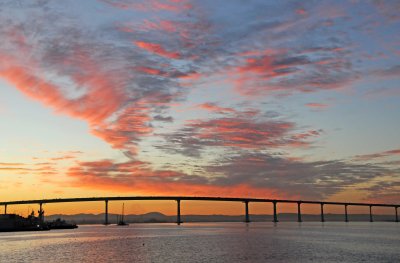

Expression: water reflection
xmin=0 ymin=222 xmax=399 ymax=262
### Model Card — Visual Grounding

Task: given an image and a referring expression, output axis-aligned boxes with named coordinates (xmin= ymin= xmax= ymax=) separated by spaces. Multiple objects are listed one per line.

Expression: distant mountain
xmin=44 ymin=213 xmax=397 ymax=224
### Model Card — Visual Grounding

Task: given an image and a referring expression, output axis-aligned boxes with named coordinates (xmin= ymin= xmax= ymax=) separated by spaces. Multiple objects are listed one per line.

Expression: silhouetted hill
xmin=44 ymin=213 xmax=397 ymax=224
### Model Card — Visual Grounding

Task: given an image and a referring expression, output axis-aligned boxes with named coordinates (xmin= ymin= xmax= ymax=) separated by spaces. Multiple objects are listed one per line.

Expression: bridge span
xmin=1 ymin=196 xmax=398 ymax=225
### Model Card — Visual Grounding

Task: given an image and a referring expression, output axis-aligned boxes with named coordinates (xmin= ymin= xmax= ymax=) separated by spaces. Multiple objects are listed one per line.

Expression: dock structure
xmin=1 ymin=196 xmax=399 ymax=225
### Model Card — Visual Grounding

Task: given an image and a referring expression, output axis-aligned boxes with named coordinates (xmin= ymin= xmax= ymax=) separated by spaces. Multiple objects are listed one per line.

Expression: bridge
xmin=1 ymin=196 xmax=398 ymax=225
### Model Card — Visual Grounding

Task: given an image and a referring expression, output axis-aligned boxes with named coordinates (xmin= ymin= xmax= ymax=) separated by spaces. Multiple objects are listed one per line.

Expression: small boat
xmin=117 ymin=203 xmax=129 ymax=226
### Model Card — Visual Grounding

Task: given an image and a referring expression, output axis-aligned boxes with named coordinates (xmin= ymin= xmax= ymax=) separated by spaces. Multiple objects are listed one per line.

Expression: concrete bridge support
xmin=396 ymin=207 xmax=398 ymax=222
xmin=345 ymin=205 xmax=349 ymax=222
xmin=369 ymin=205 xmax=373 ymax=222
xmin=320 ymin=203 xmax=325 ymax=222
xmin=38 ymin=203 xmax=44 ymax=224
xmin=297 ymin=202 xmax=302 ymax=222
xmin=105 ymin=200 xmax=109 ymax=225
xmin=273 ymin=201 xmax=278 ymax=223
xmin=244 ymin=201 xmax=250 ymax=223
xmin=177 ymin=199 xmax=181 ymax=225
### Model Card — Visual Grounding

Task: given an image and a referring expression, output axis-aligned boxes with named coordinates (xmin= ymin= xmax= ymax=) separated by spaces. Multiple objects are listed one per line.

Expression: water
xmin=0 ymin=222 xmax=399 ymax=262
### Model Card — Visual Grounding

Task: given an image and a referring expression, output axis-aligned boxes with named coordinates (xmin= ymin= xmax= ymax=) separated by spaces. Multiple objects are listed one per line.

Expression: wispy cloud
xmin=158 ymin=109 xmax=321 ymax=157
xmin=354 ymin=149 xmax=400 ymax=161
xmin=305 ymin=103 xmax=329 ymax=110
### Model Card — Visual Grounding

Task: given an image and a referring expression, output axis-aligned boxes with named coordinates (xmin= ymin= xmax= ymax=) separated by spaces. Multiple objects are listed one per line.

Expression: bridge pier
xmin=38 ymin=203 xmax=44 ymax=224
xmin=273 ymin=201 xmax=278 ymax=223
xmin=297 ymin=202 xmax=302 ymax=222
xmin=4 ymin=204 xmax=7 ymax=215
xmin=177 ymin=199 xmax=181 ymax=225
xmin=396 ymin=207 xmax=398 ymax=222
xmin=345 ymin=205 xmax=348 ymax=222
xmin=244 ymin=201 xmax=250 ymax=223
xmin=320 ymin=203 xmax=325 ymax=222
xmin=104 ymin=200 xmax=109 ymax=225
xmin=369 ymin=205 xmax=373 ymax=222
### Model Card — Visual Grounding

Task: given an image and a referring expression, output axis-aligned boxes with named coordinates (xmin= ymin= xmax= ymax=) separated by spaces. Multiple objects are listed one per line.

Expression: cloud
xmin=360 ymin=179 xmax=400 ymax=203
xmin=135 ymin=41 xmax=181 ymax=59
xmin=63 ymin=152 xmax=395 ymax=200
xmin=206 ymin=152 xmax=393 ymax=199
xmin=197 ymin=103 xmax=236 ymax=114
xmin=0 ymin=167 xmax=31 ymax=171
xmin=354 ymin=149 xmax=400 ymax=161
xmin=295 ymin=8 xmax=307 ymax=16
xmin=362 ymin=87 xmax=400 ymax=100
xmin=371 ymin=65 xmax=400 ymax=78
xmin=230 ymin=47 xmax=354 ymax=96
xmin=158 ymin=109 xmax=321 ymax=157
xmin=101 ymin=0 xmax=193 ymax=12
xmin=153 ymin=115 xmax=173 ymax=122
xmin=0 ymin=9 xmax=190 ymax=157
xmin=0 ymin=162 xmax=25 ymax=166
xmin=305 ymin=103 xmax=329 ymax=109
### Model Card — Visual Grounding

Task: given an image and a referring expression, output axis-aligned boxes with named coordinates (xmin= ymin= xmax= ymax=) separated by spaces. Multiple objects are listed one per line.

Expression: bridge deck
xmin=1 ymin=196 xmax=398 ymax=207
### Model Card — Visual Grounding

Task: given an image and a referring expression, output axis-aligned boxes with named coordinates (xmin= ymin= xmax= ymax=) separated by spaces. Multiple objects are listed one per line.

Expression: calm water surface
xmin=0 ymin=222 xmax=399 ymax=262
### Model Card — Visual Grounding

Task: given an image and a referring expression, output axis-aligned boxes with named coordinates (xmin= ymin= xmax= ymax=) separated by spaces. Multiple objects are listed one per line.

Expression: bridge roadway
xmin=1 ymin=196 xmax=399 ymax=224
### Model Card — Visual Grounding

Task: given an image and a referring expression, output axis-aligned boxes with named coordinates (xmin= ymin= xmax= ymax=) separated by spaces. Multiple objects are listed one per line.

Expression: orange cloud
xmin=66 ymin=159 xmax=280 ymax=198
xmin=197 ymin=103 xmax=236 ymax=114
xmin=135 ymin=66 xmax=166 ymax=76
xmin=135 ymin=41 xmax=181 ymax=59
xmin=0 ymin=48 xmax=156 ymax=156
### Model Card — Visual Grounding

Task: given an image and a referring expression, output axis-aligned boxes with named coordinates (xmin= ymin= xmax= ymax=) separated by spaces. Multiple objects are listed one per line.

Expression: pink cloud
xmin=135 ymin=41 xmax=181 ymax=59
xmin=197 ymin=103 xmax=236 ymax=114
xmin=295 ymin=8 xmax=307 ymax=16
xmin=135 ymin=66 xmax=167 ymax=76
xmin=0 ymin=48 xmax=152 ymax=155
xmin=178 ymin=115 xmax=318 ymax=150
xmin=305 ymin=103 xmax=329 ymax=109
xmin=140 ymin=19 xmax=178 ymax=32
xmin=228 ymin=46 xmax=354 ymax=96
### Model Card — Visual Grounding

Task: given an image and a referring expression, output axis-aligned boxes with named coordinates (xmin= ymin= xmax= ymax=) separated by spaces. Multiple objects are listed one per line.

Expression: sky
xmin=0 ymin=0 xmax=399 ymax=215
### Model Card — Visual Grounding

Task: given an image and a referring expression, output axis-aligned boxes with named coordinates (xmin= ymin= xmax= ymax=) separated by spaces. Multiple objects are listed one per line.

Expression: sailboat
xmin=117 ymin=203 xmax=129 ymax=226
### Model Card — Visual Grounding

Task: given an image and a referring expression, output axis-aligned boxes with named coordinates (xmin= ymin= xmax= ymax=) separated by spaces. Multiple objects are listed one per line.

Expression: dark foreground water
xmin=0 ymin=222 xmax=399 ymax=263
